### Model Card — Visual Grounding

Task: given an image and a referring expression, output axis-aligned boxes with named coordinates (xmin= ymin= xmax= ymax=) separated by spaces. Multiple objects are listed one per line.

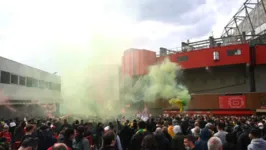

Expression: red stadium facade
xmin=121 ymin=37 xmax=266 ymax=115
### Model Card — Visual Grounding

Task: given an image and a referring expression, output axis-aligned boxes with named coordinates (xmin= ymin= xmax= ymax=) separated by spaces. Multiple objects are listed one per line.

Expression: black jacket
xmin=129 ymin=131 xmax=149 ymax=150
xmin=172 ymin=133 xmax=185 ymax=150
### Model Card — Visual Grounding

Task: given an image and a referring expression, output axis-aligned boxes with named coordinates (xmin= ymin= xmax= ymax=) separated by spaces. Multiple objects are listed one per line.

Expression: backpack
xmin=72 ymin=138 xmax=84 ymax=150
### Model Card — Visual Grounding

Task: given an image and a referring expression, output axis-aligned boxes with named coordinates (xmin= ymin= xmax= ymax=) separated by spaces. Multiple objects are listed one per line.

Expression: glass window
xmin=177 ymin=56 xmax=188 ymax=62
xmin=26 ymin=77 xmax=33 ymax=87
xmin=32 ymin=78 xmax=38 ymax=87
xmin=1 ymin=71 xmax=10 ymax=84
xmin=19 ymin=76 xmax=26 ymax=86
xmin=11 ymin=74 xmax=18 ymax=84
xmin=39 ymin=80 xmax=45 ymax=88
xmin=227 ymin=49 xmax=242 ymax=56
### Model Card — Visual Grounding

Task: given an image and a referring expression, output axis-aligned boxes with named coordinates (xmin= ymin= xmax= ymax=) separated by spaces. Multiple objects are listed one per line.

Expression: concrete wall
xmin=255 ymin=65 xmax=266 ymax=92
xmin=182 ymin=65 xmax=249 ymax=94
xmin=0 ymin=56 xmax=61 ymax=103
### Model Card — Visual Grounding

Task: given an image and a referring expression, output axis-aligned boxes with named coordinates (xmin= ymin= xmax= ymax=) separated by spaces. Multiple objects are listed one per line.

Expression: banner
xmin=219 ymin=95 xmax=246 ymax=109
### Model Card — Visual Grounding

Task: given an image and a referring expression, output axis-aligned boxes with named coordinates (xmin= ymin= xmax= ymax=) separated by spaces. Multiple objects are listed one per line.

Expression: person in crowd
xmin=49 ymin=143 xmax=69 ymax=150
xmin=248 ymin=127 xmax=266 ymax=150
xmin=167 ymin=121 xmax=175 ymax=138
xmin=222 ymin=133 xmax=236 ymax=150
xmin=199 ymin=117 xmax=206 ymax=129
xmin=162 ymin=126 xmax=172 ymax=143
xmin=236 ymin=124 xmax=251 ymax=150
xmin=141 ymin=134 xmax=158 ymax=150
xmin=191 ymin=122 xmax=200 ymax=135
xmin=129 ymin=121 xmax=149 ymax=150
xmin=14 ymin=121 xmax=26 ymax=141
xmin=193 ymin=127 xmax=200 ymax=140
xmin=207 ymin=137 xmax=222 ymax=150
xmin=195 ymin=128 xmax=212 ymax=150
xmin=258 ymin=122 xmax=266 ymax=140
xmin=184 ymin=135 xmax=196 ymax=150
xmin=37 ymin=125 xmax=57 ymax=150
xmin=172 ymin=125 xmax=185 ymax=150
xmin=214 ymin=122 xmax=228 ymax=144
xmin=0 ymin=125 xmax=11 ymax=143
xmin=105 ymin=124 xmax=123 ymax=150
xmin=0 ymin=136 xmax=9 ymax=150
xmin=21 ymin=125 xmax=35 ymax=143
xmin=62 ymin=128 xmax=75 ymax=149
xmin=72 ymin=126 xmax=90 ymax=150
xmin=154 ymin=128 xmax=171 ymax=150
xmin=96 ymin=122 xmax=104 ymax=149
xmin=119 ymin=121 xmax=134 ymax=150
xmin=146 ymin=118 xmax=156 ymax=133
xmin=181 ymin=117 xmax=189 ymax=135
xmin=100 ymin=130 xmax=117 ymax=150
xmin=18 ymin=137 xmax=39 ymax=150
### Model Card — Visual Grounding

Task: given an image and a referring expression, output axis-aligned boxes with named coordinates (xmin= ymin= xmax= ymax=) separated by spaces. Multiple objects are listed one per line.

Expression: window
xmin=227 ymin=49 xmax=242 ymax=56
xmin=39 ymin=80 xmax=45 ymax=88
xmin=32 ymin=78 xmax=38 ymax=87
xmin=177 ymin=56 xmax=188 ymax=62
xmin=19 ymin=76 xmax=26 ymax=86
xmin=26 ymin=77 xmax=33 ymax=87
xmin=1 ymin=71 xmax=10 ymax=84
xmin=11 ymin=74 xmax=18 ymax=84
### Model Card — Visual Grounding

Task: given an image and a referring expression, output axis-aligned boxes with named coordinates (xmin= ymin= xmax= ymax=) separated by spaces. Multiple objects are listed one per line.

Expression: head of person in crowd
xmin=199 ymin=128 xmax=212 ymax=142
xmin=173 ymin=125 xmax=182 ymax=135
xmin=205 ymin=122 xmax=213 ymax=129
xmin=25 ymin=125 xmax=35 ymax=135
xmin=2 ymin=124 xmax=8 ymax=133
xmin=194 ymin=121 xmax=199 ymax=128
xmin=193 ymin=127 xmax=200 ymax=139
xmin=18 ymin=137 xmax=39 ymax=150
xmin=154 ymin=128 xmax=163 ymax=136
xmin=141 ymin=134 xmax=158 ymax=150
xmin=249 ymin=127 xmax=261 ymax=140
xmin=217 ymin=122 xmax=225 ymax=131
xmin=64 ymin=128 xmax=75 ymax=142
xmin=138 ymin=121 xmax=146 ymax=130
xmin=242 ymin=124 xmax=250 ymax=132
xmin=51 ymin=143 xmax=68 ymax=150
xmin=75 ymin=126 xmax=85 ymax=141
xmin=184 ymin=135 xmax=196 ymax=150
xmin=102 ymin=130 xmax=116 ymax=148
xmin=258 ymin=122 xmax=264 ymax=130
xmin=207 ymin=137 xmax=222 ymax=150
xmin=172 ymin=119 xmax=178 ymax=126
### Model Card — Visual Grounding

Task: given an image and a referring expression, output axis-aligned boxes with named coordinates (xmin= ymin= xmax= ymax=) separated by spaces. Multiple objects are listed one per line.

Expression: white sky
xmin=0 ymin=0 xmax=243 ymax=74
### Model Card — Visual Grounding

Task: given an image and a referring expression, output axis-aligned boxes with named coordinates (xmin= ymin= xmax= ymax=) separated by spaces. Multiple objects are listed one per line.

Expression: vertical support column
xmin=248 ymin=46 xmax=256 ymax=92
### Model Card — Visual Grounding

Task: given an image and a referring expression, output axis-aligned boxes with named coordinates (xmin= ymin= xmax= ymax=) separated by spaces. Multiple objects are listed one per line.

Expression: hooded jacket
xmin=248 ymin=138 xmax=266 ymax=150
xmin=172 ymin=125 xmax=185 ymax=150
xmin=168 ymin=126 xmax=175 ymax=138
xmin=195 ymin=128 xmax=211 ymax=150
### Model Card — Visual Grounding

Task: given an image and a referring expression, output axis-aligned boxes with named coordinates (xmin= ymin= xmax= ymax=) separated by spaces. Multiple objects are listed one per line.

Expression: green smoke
xmin=123 ymin=59 xmax=191 ymax=108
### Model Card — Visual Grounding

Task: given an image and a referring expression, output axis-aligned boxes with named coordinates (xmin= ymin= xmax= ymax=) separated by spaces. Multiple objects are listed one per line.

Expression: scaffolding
xmin=158 ymin=0 xmax=266 ymax=57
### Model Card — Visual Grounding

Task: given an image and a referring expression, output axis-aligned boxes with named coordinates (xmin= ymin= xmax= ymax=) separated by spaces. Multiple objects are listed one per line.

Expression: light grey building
xmin=0 ymin=56 xmax=61 ymax=117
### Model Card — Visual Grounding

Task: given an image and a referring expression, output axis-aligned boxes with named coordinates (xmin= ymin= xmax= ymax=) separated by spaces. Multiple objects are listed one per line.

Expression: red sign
xmin=219 ymin=95 xmax=246 ymax=109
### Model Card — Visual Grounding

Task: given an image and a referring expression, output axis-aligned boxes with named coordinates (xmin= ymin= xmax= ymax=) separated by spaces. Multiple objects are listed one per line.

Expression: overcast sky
xmin=0 ymin=0 xmax=244 ymax=73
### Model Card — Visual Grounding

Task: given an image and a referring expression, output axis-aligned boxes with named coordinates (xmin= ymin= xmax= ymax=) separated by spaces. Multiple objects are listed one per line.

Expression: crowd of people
xmin=1 ymin=115 xmax=266 ymax=150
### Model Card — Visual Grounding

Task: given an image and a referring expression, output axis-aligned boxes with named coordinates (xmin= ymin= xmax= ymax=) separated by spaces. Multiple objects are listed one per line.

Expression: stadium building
xmin=121 ymin=0 xmax=266 ymax=115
